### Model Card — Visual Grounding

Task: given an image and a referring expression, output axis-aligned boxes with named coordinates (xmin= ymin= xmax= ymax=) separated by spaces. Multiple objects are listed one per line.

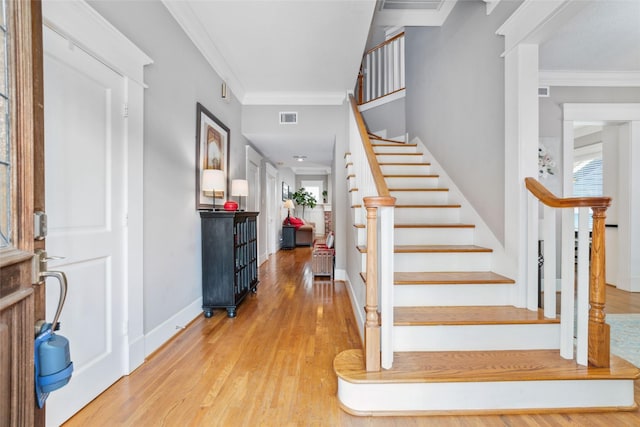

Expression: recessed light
xmin=293 ymin=155 xmax=307 ymax=162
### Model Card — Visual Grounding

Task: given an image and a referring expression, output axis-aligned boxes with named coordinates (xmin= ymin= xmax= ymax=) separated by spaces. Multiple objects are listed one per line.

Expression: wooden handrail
xmin=525 ymin=177 xmax=610 ymax=368
xmin=349 ymin=95 xmax=390 ymax=197
xmin=364 ymin=31 xmax=405 ymax=56
xmin=525 ymin=177 xmax=611 ymax=209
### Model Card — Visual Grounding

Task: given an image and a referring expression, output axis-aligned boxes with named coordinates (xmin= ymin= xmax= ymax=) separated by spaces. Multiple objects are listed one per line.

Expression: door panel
xmin=43 ymin=25 xmax=126 ymax=426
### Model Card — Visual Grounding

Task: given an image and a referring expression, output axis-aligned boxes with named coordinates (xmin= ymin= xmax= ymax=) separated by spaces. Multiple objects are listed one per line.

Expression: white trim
xmin=162 ymin=0 xmax=244 ymax=102
xmin=564 ymin=103 xmax=640 ymax=122
xmin=337 ymin=379 xmax=636 ymax=413
xmin=42 ymin=0 xmax=152 ymax=85
xmin=373 ymin=0 xmax=457 ymax=27
xmin=484 ymin=0 xmax=502 ymax=15
xmin=496 ymin=0 xmax=585 ymax=58
xmin=144 ymin=298 xmax=203 ymax=357
xmin=540 ymin=70 xmax=640 ymax=87
xmin=243 ymin=91 xmax=346 ymax=106
xmin=43 ymin=0 xmax=150 ymax=375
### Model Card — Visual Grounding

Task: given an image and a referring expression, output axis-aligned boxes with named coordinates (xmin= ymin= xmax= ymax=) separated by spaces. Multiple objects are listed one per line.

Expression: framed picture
xmin=196 ymin=102 xmax=230 ymax=210
xmin=282 ymin=182 xmax=289 ymax=201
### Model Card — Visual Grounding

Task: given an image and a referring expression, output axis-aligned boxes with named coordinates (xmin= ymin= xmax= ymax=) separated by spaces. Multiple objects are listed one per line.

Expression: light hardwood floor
xmin=64 ymin=248 xmax=640 ymax=426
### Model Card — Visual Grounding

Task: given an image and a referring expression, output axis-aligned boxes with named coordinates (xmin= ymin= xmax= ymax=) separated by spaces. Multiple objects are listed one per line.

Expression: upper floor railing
xmin=356 ymin=32 xmax=405 ymax=105
xmin=525 ymin=177 xmax=611 ymax=367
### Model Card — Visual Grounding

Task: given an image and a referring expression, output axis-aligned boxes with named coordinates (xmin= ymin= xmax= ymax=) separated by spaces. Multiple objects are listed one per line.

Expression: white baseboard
xmin=127 ymin=334 xmax=146 ymax=374
xmin=341 ymin=271 xmax=365 ymax=346
xmin=335 ymin=268 xmax=347 ymax=281
xmin=144 ymin=297 xmax=203 ymax=357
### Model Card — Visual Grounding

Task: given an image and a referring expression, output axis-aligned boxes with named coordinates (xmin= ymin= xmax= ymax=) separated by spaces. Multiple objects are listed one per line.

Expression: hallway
xmin=64 ymin=248 xmax=640 ymax=426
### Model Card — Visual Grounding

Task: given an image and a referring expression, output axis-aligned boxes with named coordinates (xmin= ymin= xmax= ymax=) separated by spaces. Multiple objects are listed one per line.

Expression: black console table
xmin=200 ymin=210 xmax=259 ymax=318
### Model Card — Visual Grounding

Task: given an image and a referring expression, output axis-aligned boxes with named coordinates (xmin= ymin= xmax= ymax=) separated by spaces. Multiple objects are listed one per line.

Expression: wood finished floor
xmin=64 ymin=248 xmax=640 ymax=426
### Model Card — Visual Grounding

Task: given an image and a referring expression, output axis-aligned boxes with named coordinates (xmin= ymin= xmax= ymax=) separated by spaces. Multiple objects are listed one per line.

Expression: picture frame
xmin=282 ymin=182 xmax=289 ymax=202
xmin=195 ymin=102 xmax=230 ymax=210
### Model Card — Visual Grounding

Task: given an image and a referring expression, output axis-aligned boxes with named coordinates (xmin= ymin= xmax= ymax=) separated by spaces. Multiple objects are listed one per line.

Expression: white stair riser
xmin=394 ymin=208 xmax=461 ymax=223
xmin=390 ymin=191 xmax=449 ymax=205
xmin=376 ymin=154 xmax=424 ymax=163
xmin=394 ymin=324 xmax=560 ymax=352
xmin=380 ymin=164 xmax=432 ymax=175
xmin=394 ymin=252 xmax=491 ymax=272
xmin=394 ymin=228 xmax=474 ymax=245
xmin=386 ymin=177 xmax=440 ymax=189
xmin=337 ymin=379 xmax=635 ymax=414
xmin=394 ymin=284 xmax=512 ymax=307
xmin=373 ymin=145 xmax=417 ymax=154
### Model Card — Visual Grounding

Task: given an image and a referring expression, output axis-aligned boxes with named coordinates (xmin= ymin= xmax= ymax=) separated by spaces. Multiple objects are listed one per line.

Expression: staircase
xmin=335 ymin=137 xmax=639 ymax=415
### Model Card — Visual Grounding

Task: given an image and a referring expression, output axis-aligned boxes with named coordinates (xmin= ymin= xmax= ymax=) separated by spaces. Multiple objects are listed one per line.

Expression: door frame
xmin=562 ymin=103 xmax=640 ymax=292
xmin=265 ymin=163 xmax=278 ymax=255
xmin=42 ymin=1 xmax=152 ymax=372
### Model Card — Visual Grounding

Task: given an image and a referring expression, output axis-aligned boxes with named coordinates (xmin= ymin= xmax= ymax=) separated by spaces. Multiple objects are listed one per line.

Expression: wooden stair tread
xmin=394 ymin=306 xmax=559 ymax=326
xmin=353 ymin=224 xmax=365 ymax=229
xmin=384 ymin=174 xmax=439 ymax=178
xmin=395 ymin=223 xmax=475 ymax=229
xmin=379 ymin=162 xmax=431 ymax=166
xmin=375 ymin=152 xmax=423 ymax=156
xmin=334 ymin=349 xmax=640 ymax=384
xmin=371 ymin=143 xmax=417 ymax=147
xmin=395 ymin=204 xmax=461 ymax=209
xmin=357 ymin=245 xmax=492 ymax=254
xmin=394 ymin=271 xmax=515 ymax=285
xmin=389 ymin=188 xmax=449 ymax=192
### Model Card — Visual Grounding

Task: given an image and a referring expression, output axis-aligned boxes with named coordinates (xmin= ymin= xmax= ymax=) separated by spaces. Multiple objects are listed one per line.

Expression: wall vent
xmin=538 ymin=86 xmax=550 ymax=97
xmin=279 ymin=112 xmax=298 ymax=124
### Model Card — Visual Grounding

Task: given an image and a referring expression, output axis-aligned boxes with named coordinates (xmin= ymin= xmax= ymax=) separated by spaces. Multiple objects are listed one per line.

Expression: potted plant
xmin=291 ymin=187 xmax=317 ymax=218
xmin=322 ymin=190 xmax=328 ymax=204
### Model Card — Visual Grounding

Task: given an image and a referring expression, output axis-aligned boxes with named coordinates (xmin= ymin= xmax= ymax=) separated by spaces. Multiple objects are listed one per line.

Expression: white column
xmin=617 ymin=121 xmax=640 ymax=291
xmin=504 ymin=44 xmax=539 ymax=308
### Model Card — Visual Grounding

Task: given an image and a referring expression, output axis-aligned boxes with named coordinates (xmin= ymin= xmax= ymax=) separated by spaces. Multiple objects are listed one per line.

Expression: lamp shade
xmin=202 ymin=169 xmax=225 ymax=192
xmin=283 ymin=199 xmax=295 ymax=210
xmin=231 ymin=179 xmax=248 ymax=197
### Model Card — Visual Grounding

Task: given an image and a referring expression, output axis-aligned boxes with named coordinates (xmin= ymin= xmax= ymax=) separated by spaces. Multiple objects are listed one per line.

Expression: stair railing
xmin=356 ymin=32 xmax=405 ymax=105
xmin=525 ymin=177 xmax=611 ymax=367
xmin=348 ymin=95 xmax=395 ymax=370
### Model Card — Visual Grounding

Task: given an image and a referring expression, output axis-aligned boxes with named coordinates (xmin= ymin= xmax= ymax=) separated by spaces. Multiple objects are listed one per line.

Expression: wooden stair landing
xmin=334 ymin=349 xmax=640 ymax=384
xmin=394 ymin=306 xmax=559 ymax=326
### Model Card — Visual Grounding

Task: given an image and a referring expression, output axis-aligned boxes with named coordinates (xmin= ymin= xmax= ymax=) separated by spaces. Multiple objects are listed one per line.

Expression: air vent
xmin=538 ymin=86 xmax=550 ymax=97
xmin=279 ymin=112 xmax=298 ymax=125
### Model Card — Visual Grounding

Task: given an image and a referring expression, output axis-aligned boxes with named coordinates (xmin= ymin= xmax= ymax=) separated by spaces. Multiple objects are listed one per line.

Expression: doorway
xmin=41 ymin=2 xmax=149 ymax=424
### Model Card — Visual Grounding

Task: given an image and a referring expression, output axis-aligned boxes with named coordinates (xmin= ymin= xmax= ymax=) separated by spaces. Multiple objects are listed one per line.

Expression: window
xmin=0 ymin=0 xmax=9 ymax=248
xmin=573 ymin=143 xmax=602 ymax=229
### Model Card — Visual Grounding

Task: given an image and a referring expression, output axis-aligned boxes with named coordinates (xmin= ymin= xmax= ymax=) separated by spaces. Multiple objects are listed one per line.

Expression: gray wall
xmin=540 ymin=87 xmax=640 ymax=138
xmin=361 ymin=97 xmax=406 ymax=140
xmin=405 ymin=0 xmax=521 ymax=243
xmin=89 ymin=1 xmax=248 ymax=333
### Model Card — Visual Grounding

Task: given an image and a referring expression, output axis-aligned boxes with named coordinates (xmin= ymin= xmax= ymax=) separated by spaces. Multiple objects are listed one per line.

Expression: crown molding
xmin=539 ymin=70 xmax=640 ymax=87
xmin=42 ymin=1 xmax=153 ymax=86
xmin=162 ymin=0 xmax=245 ymax=101
xmin=242 ymin=91 xmax=347 ymax=106
xmin=373 ymin=0 xmax=457 ymax=27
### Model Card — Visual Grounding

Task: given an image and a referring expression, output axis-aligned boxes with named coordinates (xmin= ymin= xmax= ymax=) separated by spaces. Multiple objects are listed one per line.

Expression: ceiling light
xmin=293 ymin=155 xmax=307 ymax=162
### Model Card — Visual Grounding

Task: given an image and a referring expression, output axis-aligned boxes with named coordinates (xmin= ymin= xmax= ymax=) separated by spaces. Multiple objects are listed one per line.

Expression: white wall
xmin=89 ymin=1 xmax=249 ymax=347
xmin=404 ymin=0 xmax=522 ymax=244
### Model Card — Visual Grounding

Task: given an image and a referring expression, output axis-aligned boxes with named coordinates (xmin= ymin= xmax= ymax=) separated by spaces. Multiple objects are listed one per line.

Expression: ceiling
xmin=539 ymin=0 xmax=640 ymax=72
xmin=163 ymin=0 xmax=640 ymax=175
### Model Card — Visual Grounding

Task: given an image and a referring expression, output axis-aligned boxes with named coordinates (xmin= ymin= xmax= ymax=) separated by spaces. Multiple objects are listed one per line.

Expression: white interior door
xmin=43 ymin=26 xmax=127 ymax=425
